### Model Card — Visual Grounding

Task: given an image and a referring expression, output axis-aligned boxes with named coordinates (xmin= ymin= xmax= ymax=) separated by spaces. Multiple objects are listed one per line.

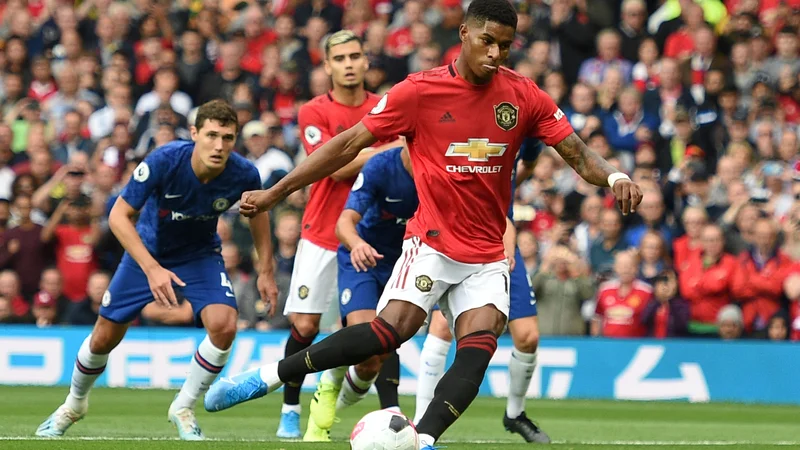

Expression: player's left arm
xmin=248 ymin=211 xmax=280 ymax=317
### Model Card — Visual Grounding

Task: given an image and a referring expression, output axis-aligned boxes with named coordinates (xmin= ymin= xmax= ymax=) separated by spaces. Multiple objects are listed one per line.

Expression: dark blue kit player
xmin=36 ymin=100 xmax=279 ymax=441
xmin=314 ymin=146 xmax=418 ymax=419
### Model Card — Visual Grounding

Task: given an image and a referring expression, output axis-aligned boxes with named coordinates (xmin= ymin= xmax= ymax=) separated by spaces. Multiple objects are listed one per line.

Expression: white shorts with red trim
xmin=377 ymin=237 xmax=510 ymax=329
xmin=284 ymin=238 xmax=338 ymax=315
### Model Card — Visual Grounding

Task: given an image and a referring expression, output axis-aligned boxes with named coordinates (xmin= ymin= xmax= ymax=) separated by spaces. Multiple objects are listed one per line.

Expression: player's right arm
xmin=109 ymin=155 xmax=185 ymax=308
xmin=240 ymin=80 xmax=419 ymax=217
xmin=336 ymin=166 xmax=384 ymax=272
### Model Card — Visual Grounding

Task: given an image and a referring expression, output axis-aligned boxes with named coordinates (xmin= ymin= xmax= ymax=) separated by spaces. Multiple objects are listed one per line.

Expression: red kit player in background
xmin=207 ymin=0 xmax=643 ymax=446
xmin=275 ymin=30 xmax=400 ymax=439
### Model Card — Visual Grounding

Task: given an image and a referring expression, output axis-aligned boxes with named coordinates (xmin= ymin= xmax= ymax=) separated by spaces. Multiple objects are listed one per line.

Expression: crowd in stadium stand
xmin=0 ymin=0 xmax=798 ymax=342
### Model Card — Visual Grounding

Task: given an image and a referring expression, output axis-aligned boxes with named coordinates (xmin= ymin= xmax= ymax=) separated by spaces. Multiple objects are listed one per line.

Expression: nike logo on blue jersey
xmin=165 ymin=194 xmax=183 ymax=199
xmin=385 ymin=197 xmax=403 ymax=203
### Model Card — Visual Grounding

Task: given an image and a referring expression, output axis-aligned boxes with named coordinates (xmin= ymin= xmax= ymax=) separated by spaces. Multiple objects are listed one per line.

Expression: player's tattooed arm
xmin=552 ymin=133 xmax=617 ymax=187
xmin=553 ymin=132 xmax=643 ymax=214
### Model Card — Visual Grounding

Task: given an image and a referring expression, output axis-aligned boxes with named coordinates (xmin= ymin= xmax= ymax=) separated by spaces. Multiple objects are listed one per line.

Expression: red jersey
xmin=54 ymin=225 xmax=98 ymax=302
xmin=299 ymin=91 xmax=383 ymax=251
xmin=595 ymin=280 xmax=652 ymax=338
xmin=361 ymin=64 xmax=573 ymax=263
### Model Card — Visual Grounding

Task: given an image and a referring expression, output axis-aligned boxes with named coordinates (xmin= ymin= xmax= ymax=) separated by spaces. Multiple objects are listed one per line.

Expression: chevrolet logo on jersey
xmin=445 ymin=139 xmax=508 ymax=162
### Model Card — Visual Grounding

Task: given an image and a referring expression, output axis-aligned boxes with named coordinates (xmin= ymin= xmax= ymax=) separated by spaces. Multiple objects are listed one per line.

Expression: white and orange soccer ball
xmin=350 ymin=409 xmax=420 ymax=450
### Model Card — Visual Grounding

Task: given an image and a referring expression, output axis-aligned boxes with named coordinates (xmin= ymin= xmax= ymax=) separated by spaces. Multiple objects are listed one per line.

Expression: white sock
xmin=258 ymin=361 xmax=283 ymax=390
xmin=281 ymin=403 xmax=301 ymax=414
xmin=506 ymin=348 xmax=537 ymax=419
xmin=65 ymin=334 xmax=108 ymax=413
xmin=419 ymin=433 xmax=436 ymax=447
xmin=321 ymin=366 xmax=347 ymax=386
xmin=413 ymin=334 xmax=451 ymax=424
xmin=172 ymin=336 xmax=231 ymax=411
xmin=336 ymin=366 xmax=377 ymax=410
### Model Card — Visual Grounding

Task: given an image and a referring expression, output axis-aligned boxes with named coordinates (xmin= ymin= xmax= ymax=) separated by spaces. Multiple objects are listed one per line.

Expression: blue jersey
xmin=508 ymin=138 xmax=543 ymax=219
xmin=342 ymin=147 xmax=418 ymax=262
xmin=120 ymin=140 xmax=261 ymax=265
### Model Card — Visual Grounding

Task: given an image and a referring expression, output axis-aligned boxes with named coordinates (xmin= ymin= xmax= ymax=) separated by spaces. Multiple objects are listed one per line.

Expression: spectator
xmin=532 ymin=245 xmax=595 ymax=336
xmin=624 ymin=189 xmax=675 ymax=247
xmin=590 ymin=208 xmax=627 ymax=274
xmin=618 ymin=0 xmax=650 ymax=63
xmin=40 ymin=197 xmax=100 ymax=304
xmin=679 ymin=224 xmax=738 ymax=333
xmin=573 ymin=195 xmax=603 ymax=261
xmin=717 ymin=304 xmax=744 ymax=340
xmin=516 ymin=229 xmax=539 ymax=276
xmin=638 ymin=230 xmax=667 ymax=284
xmin=673 ymin=206 xmax=708 ymax=271
xmin=242 ymin=120 xmax=294 ymax=187
xmin=38 ymin=266 xmax=70 ymax=322
xmin=0 ymin=269 xmax=30 ymax=322
xmin=65 ymin=271 xmax=110 ymax=326
xmin=731 ymin=218 xmax=794 ymax=334
xmin=592 ymin=250 xmax=652 ymax=338
xmin=641 ymin=269 xmax=690 ymax=338
xmin=31 ymin=291 xmax=58 ymax=327
xmin=602 ymin=87 xmax=659 ymax=160
xmin=0 ymin=194 xmax=49 ymax=297
xmin=579 ymin=29 xmax=634 ymax=87
xmin=766 ymin=310 xmax=790 ymax=341
xmin=221 ymin=242 xmax=261 ymax=330
xmin=273 ymin=211 xmax=301 ymax=278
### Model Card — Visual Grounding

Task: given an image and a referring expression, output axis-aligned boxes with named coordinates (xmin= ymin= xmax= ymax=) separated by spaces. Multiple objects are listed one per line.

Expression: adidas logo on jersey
xmin=439 ymin=112 xmax=455 ymax=123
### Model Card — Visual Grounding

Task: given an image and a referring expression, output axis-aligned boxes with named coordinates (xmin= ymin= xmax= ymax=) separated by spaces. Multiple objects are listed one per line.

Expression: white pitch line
xmin=1 ymin=437 xmax=799 ymax=446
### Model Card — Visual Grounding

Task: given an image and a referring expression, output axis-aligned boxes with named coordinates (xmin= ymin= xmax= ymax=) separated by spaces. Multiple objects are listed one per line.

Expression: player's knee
xmin=510 ymin=317 xmax=540 ymax=352
xmin=291 ymin=314 xmax=320 ymax=338
xmin=89 ymin=331 xmax=116 ymax=354
xmin=355 ymin=355 xmax=383 ymax=380
xmin=512 ymin=326 xmax=539 ymax=353
xmin=207 ymin=322 xmax=237 ymax=349
xmin=429 ymin=313 xmax=453 ymax=341
xmin=377 ymin=300 xmax=427 ymax=342
xmin=455 ymin=305 xmax=507 ymax=339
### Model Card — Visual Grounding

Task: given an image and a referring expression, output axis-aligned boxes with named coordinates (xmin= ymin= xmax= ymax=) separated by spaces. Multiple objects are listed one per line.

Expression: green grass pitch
xmin=1 ymin=386 xmax=798 ymax=449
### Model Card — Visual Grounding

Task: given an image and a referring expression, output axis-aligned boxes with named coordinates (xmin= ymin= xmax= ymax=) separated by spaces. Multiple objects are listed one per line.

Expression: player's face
xmin=460 ymin=19 xmax=515 ymax=82
xmin=191 ymin=119 xmax=237 ymax=171
xmin=324 ymin=41 xmax=368 ymax=89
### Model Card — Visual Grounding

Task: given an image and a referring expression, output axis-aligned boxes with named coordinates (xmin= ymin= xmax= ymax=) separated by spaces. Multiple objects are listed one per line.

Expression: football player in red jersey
xmin=209 ymin=0 xmax=642 ymax=445
xmin=276 ymin=30 xmax=400 ymax=440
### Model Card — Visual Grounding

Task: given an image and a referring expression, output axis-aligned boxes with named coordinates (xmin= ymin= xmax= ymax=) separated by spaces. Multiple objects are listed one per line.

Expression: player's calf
xmin=337 ymin=355 xmax=383 ymax=410
xmin=375 ymin=351 xmax=400 ymax=410
xmin=172 ymin=305 xmax=234 ymax=416
xmin=36 ymin=318 xmax=127 ymax=437
xmin=415 ymin=305 xmax=506 ymax=446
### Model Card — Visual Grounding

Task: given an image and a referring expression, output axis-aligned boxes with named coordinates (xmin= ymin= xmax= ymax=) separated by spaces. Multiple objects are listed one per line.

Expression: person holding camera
xmin=532 ymin=245 xmax=595 ymax=336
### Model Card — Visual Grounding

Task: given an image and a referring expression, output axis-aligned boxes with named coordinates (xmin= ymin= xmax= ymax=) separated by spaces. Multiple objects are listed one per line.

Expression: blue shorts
xmin=100 ymin=253 xmax=237 ymax=326
xmin=432 ymin=247 xmax=537 ymax=320
xmin=337 ymin=248 xmax=394 ymax=326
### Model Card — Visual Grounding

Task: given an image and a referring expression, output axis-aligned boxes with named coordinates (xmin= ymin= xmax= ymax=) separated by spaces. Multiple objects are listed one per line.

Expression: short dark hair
xmin=324 ymin=30 xmax=362 ymax=57
xmin=194 ymin=99 xmax=239 ymax=132
xmin=465 ymin=0 xmax=517 ymax=29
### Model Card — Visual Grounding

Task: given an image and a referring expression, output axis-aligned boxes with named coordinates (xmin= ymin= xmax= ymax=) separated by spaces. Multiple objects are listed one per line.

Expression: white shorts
xmin=377 ymin=237 xmax=510 ymax=330
xmin=284 ymin=238 xmax=338 ymax=315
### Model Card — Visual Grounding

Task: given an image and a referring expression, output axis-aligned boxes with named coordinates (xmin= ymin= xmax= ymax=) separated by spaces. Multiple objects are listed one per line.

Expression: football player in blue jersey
xmin=35 ymin=100 xmax=279 ymax=441
xmin=413 ymin=138 xmax=551 ymax=443
xmin=303 ymin=145 xmax=417 ymax=441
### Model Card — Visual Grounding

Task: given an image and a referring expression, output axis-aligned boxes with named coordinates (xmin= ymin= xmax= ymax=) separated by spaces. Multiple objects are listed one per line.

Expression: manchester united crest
xmin=415 ymin=275 xmax=433 ymax=293
xmin=494 ymin=102 xmax=519 ymax=132
xmin=298 ymin=285 xmax=309 ymax=299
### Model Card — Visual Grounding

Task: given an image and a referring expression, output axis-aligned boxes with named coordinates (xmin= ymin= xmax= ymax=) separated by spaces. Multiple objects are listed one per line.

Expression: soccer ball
xmin=350 ymin=409 xmax=420 ymax=450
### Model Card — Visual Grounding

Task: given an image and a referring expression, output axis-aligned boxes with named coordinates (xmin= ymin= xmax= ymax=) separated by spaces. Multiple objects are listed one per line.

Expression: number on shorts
xmin=220 ymin=272 xmax=235 ymax=297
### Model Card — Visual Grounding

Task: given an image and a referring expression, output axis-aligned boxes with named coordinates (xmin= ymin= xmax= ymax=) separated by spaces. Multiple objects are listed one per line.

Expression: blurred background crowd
xmin=0 ymin=0 xmax=798 ymax=342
